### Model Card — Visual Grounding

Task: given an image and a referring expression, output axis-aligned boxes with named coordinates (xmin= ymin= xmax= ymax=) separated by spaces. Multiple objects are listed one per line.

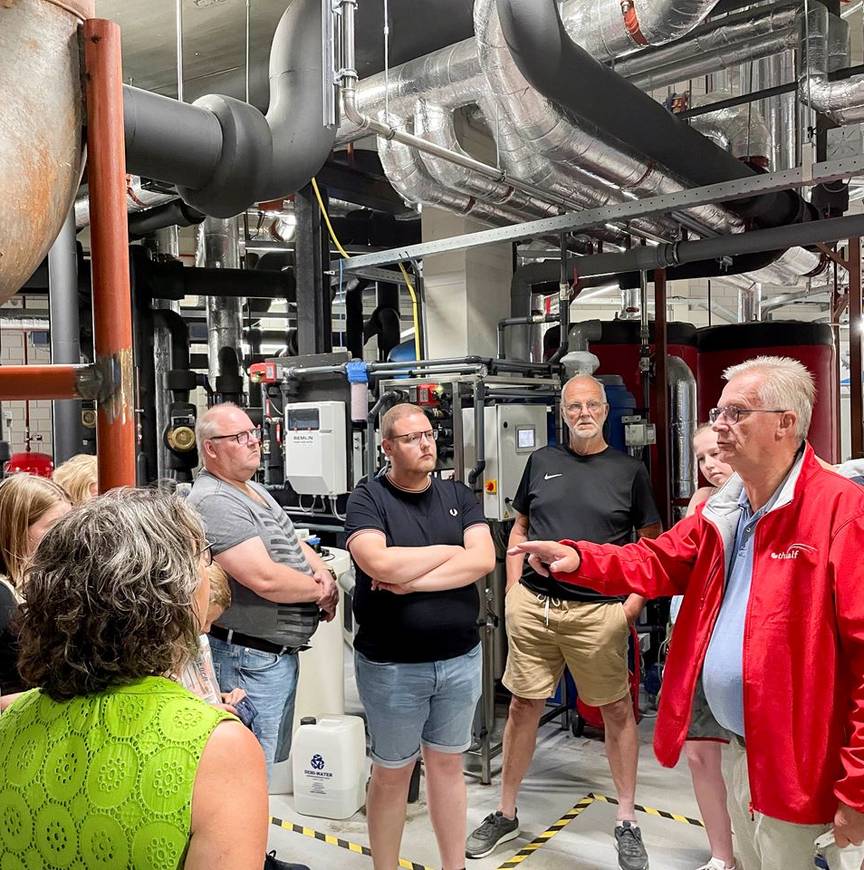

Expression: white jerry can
xmin=292 ymin=715 xmax=366 ymax=819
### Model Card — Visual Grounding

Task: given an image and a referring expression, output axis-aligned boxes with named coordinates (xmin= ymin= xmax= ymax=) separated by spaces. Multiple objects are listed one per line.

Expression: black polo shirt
xmin=513 ymin=445 xmax=660 ymax=602
xmin=345 ymin=474 xmax=487 ymax=663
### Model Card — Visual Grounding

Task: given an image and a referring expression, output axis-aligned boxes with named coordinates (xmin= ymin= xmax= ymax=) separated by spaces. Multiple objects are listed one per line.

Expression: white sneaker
xmin=696 ymin=860 xmax=735 ymax=870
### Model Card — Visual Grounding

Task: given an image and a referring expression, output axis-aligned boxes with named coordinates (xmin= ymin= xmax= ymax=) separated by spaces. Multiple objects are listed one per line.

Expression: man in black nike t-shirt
xmin=346 ymin=403 xmax=495 ymax=870
xmin=467 ymin=376 xmax=661 ymax=870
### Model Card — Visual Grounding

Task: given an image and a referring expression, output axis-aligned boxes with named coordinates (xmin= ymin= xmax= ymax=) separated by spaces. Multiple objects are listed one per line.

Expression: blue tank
xmin=599 ymin=376 xmax=637 ymax=454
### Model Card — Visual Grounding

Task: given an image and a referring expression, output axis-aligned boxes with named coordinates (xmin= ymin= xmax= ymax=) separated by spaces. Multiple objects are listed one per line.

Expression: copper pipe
xmin=84 ymin=19 xmax=137 ymax=491
xmin=850 ymin=238 xmax=863 ymax=459
xmin=653 ymin=269 xmax=671 ymax=528
xmin=0 ymin=365 xmax=84 ymax=400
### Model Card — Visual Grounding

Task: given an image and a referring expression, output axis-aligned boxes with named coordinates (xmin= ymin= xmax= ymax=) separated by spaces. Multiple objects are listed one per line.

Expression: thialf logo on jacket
xmin=770 ymin=543 xmax=817 ymax=560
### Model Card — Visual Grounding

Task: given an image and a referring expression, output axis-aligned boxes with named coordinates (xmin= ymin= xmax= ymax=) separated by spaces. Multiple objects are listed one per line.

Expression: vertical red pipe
xmin=850 ymin=238 xmax=863 ymax=459
xmin=83 ymin=19 xmax=137 ymax=491
xmin=653 ymin=269 xmax=671 ymax=528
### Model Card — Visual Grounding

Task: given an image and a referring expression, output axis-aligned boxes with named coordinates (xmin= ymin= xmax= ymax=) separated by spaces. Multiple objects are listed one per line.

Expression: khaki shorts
xmin=503 ymin=582 xmax=630 ymax=707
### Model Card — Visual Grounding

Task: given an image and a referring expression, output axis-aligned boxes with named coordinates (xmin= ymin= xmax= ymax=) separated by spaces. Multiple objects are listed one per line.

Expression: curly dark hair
xmin=18 ymin=488 xmax=205 ymax=700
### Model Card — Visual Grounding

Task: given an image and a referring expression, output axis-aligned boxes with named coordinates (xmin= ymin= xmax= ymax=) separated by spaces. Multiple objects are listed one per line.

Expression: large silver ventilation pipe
xmin=196 ymin=217 xmax=245 ymax=396
xmin=474 ymin=0 xmax=738 ymax=237
xmin=737 ymin=283 xmax=762 ymax=322
xmin=561 ymin=0 xmax=718 ymax=65
xmin=689 ymin=94 xmax=770 ymax=164
xmin=799 ymin=5 xmax=864 ymax=126
xmin=753 ymin=51 xmax=797 ymax=172
xmin=668 ymin=355 xmax=697 ymax=502
xmin=618 ymin=2 xmax=798 ymax=92
xmin=0 ymin=0 xmax=93 ymax=302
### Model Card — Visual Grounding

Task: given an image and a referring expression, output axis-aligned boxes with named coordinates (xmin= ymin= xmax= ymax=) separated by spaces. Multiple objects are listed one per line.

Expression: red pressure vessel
xmin=697 ymin=321 xmax=837 ymax=462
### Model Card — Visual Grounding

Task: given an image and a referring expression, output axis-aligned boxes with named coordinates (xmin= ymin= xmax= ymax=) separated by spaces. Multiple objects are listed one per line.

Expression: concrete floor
xmin=268 ymin=658 xmax=713 ymax=870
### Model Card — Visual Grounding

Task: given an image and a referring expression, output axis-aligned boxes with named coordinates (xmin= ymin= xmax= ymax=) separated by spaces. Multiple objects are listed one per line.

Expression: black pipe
xmin=496 ymin=0 xmax=816 ymax=228
xmin=128 ymin=201 xmax=205 ymax=239
xmin=151 ymin=309 xmax=191 ymax=370
xmin=561 ymin=214 xmax=864 ymax=278
xmin=467 ymin=381 xmax=486 ymax=489
xmin=617 ymin=250 xmax=785 ymax=288
xmin=497 ymin=314 xmax=559 ymax=358
xmin=345 ymin=279 xmax=368 ymax=360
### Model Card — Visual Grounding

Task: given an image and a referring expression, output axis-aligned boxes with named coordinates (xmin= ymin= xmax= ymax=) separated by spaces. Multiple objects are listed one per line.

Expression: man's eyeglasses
xmin=564 ymin=401 xmax=607 ymax=415
xmin=708 ymin=406 xmax=787 ymax=424
xmin=198 ymin=541 xmax=213 ymax=567
xmin=209 ymin=426 xmax=262 ymax=446
xmin=389 ymin=429 xmax=439 ymax=445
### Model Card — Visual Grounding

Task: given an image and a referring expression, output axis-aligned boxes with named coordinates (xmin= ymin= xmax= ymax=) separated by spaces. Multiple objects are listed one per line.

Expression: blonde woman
xmin=52 ymin=453 xmax=98 ymax=504
xmin=0 ymin=474 xmax=71 ymax=694
xmin=675 ymin=425 xmax=736 ymax=870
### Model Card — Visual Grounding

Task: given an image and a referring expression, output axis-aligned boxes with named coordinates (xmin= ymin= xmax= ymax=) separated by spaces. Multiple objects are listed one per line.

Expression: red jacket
xmin=556 ymin=445 xmax=864 ymax=824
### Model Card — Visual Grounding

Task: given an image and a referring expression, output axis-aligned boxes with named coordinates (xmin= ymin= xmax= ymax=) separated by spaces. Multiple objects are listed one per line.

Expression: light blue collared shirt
xmin=702 ymin=485 xmax=781 ymax=737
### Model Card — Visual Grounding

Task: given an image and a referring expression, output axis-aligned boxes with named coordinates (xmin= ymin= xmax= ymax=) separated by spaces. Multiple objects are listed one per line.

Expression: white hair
xmin=722 ymin=355 xmax=815 ymax=441
xmin=195 ymin=402 xmax=241 ymax=445
xmin=562 ymin=375 xmax=607 ymax=403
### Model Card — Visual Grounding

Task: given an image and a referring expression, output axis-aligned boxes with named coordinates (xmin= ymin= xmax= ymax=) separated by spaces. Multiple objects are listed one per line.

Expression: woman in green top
xmin=0 ymin=488 xmax=268 ymax=869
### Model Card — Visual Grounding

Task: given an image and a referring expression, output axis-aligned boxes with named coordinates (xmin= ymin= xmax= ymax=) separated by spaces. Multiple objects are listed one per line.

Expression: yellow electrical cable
xmin=311 ymin=176 xmax=351 ymax=260
xmin=310 ymin=176 xmax=422 ymax=360
xmin=397 ymin=262 xmax=422 ymax=362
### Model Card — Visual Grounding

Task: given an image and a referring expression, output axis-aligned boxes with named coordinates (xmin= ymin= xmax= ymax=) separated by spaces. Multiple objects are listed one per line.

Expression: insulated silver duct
xmin=668 ymin=355 xmax=697 ymax=502
xmin=799 ymin=5 xmax=864 ymax=126
xmin=560 ymin=0 xmax=719 ymax=64
xmin=196 ymin=217 xmax=245 ymax=392
xmin=74 ymin=176 xmax=179 ymax=231
xmin=474 ymin=0 xmax=740 ymax=237
xmin=689 ymin=93 xmax=771 ymax=164
xmin=0 ymin=0 xmax=92 ymax=302
xmin=618 ymin=2 xmax=798 ymax=92
xmin=737 ymin=283 xmax=762 ymax=321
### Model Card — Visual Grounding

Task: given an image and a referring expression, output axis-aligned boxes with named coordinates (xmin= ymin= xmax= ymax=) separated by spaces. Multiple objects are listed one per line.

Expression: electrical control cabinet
xmin=284 ymin=401 xmax=348 ymax=496
xmin=462 ymin=404 xmax=549 ymax=521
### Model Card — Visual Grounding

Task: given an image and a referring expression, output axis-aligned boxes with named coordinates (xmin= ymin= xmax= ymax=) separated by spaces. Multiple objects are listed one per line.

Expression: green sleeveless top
xmin=0 ymin=675 xmax=232 ymax=869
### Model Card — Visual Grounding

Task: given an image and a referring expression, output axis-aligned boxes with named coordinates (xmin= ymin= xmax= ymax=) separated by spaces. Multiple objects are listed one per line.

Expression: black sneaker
xmin=465 ymin=810 xmax=520 ymax=859
xmin=615 ymin=821 xmax=649 ymax=870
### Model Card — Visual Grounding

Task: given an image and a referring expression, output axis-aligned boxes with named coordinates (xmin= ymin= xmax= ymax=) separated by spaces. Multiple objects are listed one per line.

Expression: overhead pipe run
xmin=494 ymin=0 xmax=816 ymax=231
xmin=123 ymin=0 xmax=337 ymax=217
xmin=799 ymin=5 xmax=864 ymax=126
xmin=564 ymin=214 xmax=864 ymax=278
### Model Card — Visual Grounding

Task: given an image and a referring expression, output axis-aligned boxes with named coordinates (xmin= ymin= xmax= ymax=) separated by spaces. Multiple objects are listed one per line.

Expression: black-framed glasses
xmin=209 ymin=426 xmax=262 ymax=446
xmin=389 ymin=429 xmax=439 ymax=445
xmin=564 ymin=401 xmax=607 ymax=415
xmin=198 ymin=541 xmax=213 ymax=567
xmin=708 ymin=406 xmax=787 ymax=424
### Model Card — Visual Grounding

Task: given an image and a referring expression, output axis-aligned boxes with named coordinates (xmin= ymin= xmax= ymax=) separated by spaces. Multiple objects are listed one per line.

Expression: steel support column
xmin=48 ymin=208 xmax=83 ymax=463
xmin=850 ymin=238 xmax=863 ymax=458
xmin=84 ymin=19 xmax=137 ymax=491
xmin=295 ymin=182 xmax=332 ymax=355
xmin=653 ymin=270 xmax=671 ymax=528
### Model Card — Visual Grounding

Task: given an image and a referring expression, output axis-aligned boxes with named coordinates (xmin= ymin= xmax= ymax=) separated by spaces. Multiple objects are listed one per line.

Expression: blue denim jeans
xmin=355 ymin=644 xmax=483 ymax=768
xmin=209 ymin=635 xmax=299 ymax=772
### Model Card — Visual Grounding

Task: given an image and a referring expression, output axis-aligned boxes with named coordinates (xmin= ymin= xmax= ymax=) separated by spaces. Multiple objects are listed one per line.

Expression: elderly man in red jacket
xmin=514 ymin=356 xmax=864 ymax=870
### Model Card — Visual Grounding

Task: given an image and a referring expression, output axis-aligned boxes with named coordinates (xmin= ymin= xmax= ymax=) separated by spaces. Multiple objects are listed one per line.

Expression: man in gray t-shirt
xmin=188 ymin=403 xmax=338 ymax=769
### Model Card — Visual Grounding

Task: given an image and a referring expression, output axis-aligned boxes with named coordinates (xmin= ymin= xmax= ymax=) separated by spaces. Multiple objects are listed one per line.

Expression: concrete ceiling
xmin=96 ymin=0 xmax=475 ymax=106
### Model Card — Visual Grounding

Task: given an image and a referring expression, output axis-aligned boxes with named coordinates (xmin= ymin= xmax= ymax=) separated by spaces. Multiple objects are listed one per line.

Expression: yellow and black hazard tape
xmin=591 ymin=793 xmax=705 ymax=828
xmin=495 ymin=795 xmax=595 ymax=868
xmin=269 ymin=816 xmax=435 ymax=870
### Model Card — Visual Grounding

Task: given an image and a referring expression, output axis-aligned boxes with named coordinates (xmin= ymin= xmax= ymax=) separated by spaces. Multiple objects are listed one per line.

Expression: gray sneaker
xmin=615 ymin=821 xmax=649 ymax=870
xmin=466 ymin=810 xmax=519 ymax=859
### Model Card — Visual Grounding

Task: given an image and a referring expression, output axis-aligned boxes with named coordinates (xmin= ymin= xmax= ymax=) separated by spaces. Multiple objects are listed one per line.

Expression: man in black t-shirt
xmin=346 ymin=403 xmax=495 ymax=870
xmin=467 ymin=376 xmax=661 ymax=870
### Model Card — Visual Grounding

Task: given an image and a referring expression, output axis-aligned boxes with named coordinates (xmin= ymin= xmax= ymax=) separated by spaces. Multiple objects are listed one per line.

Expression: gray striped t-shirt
xmin=187 ymin=469 xmax=320 ymax=647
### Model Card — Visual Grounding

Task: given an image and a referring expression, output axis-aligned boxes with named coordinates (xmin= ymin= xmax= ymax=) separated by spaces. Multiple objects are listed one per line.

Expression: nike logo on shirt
xmin=544 ymin=473 xmax=563 ymax=480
